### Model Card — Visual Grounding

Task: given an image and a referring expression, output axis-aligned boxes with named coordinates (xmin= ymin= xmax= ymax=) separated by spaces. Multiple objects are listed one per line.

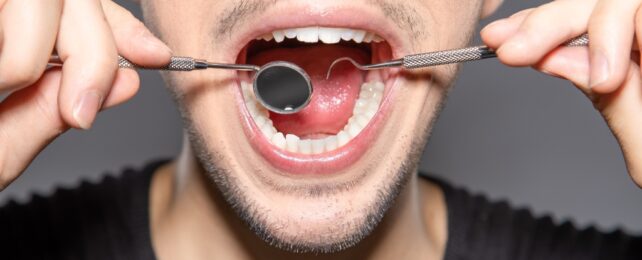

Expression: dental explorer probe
xmin=326 ymin=34 xmax=590 ymax=79
xmin=48 ymin=55 xmax=313 ymax=115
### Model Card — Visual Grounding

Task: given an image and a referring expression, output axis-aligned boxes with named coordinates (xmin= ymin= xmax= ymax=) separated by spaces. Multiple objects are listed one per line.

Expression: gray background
xmin=2 ymin=0 xmax=640 ymax=234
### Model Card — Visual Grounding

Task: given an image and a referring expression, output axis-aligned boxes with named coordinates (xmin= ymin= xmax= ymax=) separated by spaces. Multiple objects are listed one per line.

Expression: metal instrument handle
xmin=403 ymin=33 xmax=590 ymax=69
xmin=48 ymin=55 xmax=203 ymax=71
xmin=48 ymin=55 xmax=259 ymax=72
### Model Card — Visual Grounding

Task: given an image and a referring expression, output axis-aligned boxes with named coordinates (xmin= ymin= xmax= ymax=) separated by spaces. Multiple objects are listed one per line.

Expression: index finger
xmin=0 ymin=0 xmax=62 ymax=91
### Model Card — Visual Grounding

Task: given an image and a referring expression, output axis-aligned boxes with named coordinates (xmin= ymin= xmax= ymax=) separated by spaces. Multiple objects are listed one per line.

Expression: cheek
xmin=141 ymin=1 xmax=219 ymax=56
xmin=392 ymin=73 xmax=449 ymax=138
xmin=412 ymin=0 xmax=483 ymax=51
xmin=163 ymin=69 xmax=239 ymax=99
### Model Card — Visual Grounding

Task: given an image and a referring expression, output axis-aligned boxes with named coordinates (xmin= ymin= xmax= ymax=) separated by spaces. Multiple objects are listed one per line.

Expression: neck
xmin=150 ymin=139 xmax=447 ymax=259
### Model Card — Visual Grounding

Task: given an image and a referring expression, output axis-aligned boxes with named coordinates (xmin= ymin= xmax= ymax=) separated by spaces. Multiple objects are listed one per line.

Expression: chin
xmin=166 ymin=2 xmax=448 ymax=253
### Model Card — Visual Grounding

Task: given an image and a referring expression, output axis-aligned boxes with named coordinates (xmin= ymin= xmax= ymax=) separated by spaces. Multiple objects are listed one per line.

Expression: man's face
xmin=142 ymin=0 xmax=481 ymax=252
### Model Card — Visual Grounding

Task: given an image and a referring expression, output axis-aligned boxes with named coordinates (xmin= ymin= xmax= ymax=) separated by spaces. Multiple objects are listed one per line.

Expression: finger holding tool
xmin=49 ymin=56 xmax=312 ymax=115
xmin=0 ymin=0 xmax=62 ymax=91
xmin=56 ymin=0 xmax=119 ymax=129
xmin=326 ymin=34 xmax=589 ymax=79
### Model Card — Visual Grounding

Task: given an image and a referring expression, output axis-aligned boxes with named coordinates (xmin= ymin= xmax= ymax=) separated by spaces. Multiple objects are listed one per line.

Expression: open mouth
xmin=236 ymin=26 xmax=398 ymax=175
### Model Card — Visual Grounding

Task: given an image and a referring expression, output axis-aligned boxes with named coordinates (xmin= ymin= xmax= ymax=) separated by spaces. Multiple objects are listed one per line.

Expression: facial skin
xmin=140 ymin=0 xmax=500 ymax=258
xmin=4 ymin=0 xmax=642 ymax=258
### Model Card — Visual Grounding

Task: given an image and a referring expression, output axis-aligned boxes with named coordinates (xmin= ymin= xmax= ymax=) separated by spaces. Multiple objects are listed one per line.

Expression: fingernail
xmin=142 ymin=30 xmax=172 ymax=54
xmin=73 ymin=90 xmax=103 ymax=130
xmin=589 ymin=49 xmax=609 ymax=89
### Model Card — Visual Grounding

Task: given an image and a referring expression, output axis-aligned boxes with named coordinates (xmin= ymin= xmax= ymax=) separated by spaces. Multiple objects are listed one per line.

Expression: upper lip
xmin=220 ymin=2 xmax=409 ymax=63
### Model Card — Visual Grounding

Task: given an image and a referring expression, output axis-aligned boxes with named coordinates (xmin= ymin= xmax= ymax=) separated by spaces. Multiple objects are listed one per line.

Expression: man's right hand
xmin=0 ymin=0 xmax=172 ymax=190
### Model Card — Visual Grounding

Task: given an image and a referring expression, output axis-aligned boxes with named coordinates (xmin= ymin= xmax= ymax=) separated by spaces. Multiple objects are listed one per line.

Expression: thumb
xmin=0 ymin=69 xmax=67 ymax=190
xmin=537 ymin=47 xmax=642 ymax=188
xmin=534 ymin=46 xmax=590 ymax=94
xmin=597 ymin=63 xmax=642 ymax=188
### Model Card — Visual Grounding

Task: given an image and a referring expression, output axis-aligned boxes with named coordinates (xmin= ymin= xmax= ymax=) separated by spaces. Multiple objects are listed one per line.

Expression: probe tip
xmin=325 ymin=57 xmax=364 ymax=80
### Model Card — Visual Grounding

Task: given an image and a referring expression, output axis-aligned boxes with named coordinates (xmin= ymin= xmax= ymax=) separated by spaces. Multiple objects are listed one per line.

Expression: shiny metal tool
xmin=48 ymin=55 xmax=312 ymax=115
xmin=327 ymin=33 xmax=590 ymax=79
xmin=47 ymin=34 xmax=589 ymax=115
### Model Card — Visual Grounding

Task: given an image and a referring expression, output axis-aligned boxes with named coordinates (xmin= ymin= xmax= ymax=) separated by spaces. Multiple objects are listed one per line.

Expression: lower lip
xmin=235 ymin=75 xmax=399 ymax=175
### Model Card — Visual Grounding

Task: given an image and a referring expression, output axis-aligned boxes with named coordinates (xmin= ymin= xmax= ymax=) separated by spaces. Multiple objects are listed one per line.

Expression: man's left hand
xmin=481 ymin=0 xmax=642 ymax=188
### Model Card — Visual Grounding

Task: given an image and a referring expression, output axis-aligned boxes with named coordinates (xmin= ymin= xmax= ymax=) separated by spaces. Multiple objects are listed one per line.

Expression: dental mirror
xmin=48 ymin=56 xmax=313 ymax=115
xmin=253 ymin=61 xmax=312 ymax=114
xmin=48 ymin=34 xmax=589 ymax=115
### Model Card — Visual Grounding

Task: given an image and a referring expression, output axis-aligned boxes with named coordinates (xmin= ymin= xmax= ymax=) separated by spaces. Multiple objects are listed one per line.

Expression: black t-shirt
xmin=1 ymin=161 xmax=640 ymax=259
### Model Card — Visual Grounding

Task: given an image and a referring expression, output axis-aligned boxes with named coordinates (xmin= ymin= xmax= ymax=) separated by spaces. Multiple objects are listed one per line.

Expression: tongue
xmin=249 ymin=45 xmax=368 ymax=138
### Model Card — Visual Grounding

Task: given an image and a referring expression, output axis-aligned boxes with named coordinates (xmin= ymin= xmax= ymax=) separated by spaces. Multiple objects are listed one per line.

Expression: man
xmin=0 ymin=0 xmax=641 ymax=259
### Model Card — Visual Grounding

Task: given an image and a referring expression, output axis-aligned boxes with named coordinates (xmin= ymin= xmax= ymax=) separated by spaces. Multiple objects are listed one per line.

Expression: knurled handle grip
xmin=403 ymin=46 xmax=496 ymax=69
xmin=117 ymin=56 xmax=197 ymax=71
xmin=49 ymin=55 xmax=199 ymax=71
xmin=403 ymin=33 xmax=590 ymax=69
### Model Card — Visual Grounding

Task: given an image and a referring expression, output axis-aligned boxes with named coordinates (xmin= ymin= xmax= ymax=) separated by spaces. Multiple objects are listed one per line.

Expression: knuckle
xmin=0 ymin=65 xmax=42 ymax=90
xmin=88 ymin=53 xmax=119 ymax=75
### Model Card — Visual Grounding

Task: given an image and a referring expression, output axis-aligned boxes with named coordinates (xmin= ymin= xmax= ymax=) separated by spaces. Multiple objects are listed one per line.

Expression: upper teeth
xmin=256 ymin=26 xmax=384 ymax=44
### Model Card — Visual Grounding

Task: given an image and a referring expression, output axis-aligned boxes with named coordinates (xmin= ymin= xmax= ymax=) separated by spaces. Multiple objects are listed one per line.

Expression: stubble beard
xmin=176 ymin=103 xmax=440 ymax=254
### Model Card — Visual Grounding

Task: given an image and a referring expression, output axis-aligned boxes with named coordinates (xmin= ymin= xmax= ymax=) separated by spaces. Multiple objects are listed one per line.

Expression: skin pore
xmin=140 ymin=0 xmax=502 ymax=259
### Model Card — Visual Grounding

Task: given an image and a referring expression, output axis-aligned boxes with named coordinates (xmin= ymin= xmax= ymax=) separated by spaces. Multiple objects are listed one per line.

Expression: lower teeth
xmin=242 ymin=81 xmax=384 ymax=154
